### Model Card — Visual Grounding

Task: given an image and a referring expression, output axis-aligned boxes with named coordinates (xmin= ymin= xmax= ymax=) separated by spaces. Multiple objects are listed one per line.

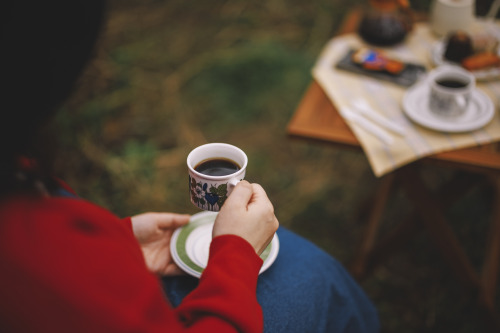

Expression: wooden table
xmin=287 ymin=8 xmax=500 ymax=329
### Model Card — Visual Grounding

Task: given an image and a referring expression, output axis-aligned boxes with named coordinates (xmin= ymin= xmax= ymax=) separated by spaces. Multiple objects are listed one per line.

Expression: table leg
xmin=353 ymin=169 xmax=483 ymax=280
xmin=481 ymin=175 xmax=500 ymax=308
xmin=360 ymin=215 xmax=421 ymax=278
xmin=350 ymin=173 xmax=395 ymax=279
xmin=398 ymin=165 xmax=481 ymax=291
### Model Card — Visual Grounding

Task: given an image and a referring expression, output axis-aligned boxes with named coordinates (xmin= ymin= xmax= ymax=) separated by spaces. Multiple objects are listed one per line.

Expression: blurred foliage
xmin=54 ymin=0 xmax=498 ymax=332
xmin=55 ymin=0 xmax=367 ymax=215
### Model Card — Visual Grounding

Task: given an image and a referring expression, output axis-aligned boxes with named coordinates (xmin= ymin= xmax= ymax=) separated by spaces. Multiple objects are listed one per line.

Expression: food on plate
xmin=442 ymin=30 xmax=500 ymax=72
xmin=443 ymin=30 xmax=474 ymax=63
xmin=351 ymin=48 xmax=405 ymax=75
xmin=462 ymin=52 xmax=500 ymax=71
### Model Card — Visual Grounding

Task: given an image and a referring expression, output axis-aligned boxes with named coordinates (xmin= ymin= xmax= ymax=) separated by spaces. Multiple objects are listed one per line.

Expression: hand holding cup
xmin=212 ymin=181 xmax=279 ymax=255
xmin=187 ymin=143 xmax=279 ymax=255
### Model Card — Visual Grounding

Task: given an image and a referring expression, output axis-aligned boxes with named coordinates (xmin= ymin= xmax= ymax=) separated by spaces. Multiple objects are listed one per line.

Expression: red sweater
xmin=0 ymin=194 xmax=263 ymax=332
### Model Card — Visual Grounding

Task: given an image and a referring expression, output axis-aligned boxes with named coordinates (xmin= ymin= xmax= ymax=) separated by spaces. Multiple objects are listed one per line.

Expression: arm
xmin=127 ymin=181 xmax=278 ymax=331
xmin=176 ymin=181 xmax=279 ymax=332
xmin=1 ymin=196 xmax=271 ymax=332
xmin=176 ymin=235 xmax=264 ymax=332
xmin=129 ymin=182 xmax=279 ymax=275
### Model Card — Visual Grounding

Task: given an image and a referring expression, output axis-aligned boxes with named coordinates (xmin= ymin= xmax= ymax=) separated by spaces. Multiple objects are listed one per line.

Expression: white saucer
xmin=402 ymin=82 xmax=495 ymax=133
xmin=170 ymin=211 xmax=279 ymax=278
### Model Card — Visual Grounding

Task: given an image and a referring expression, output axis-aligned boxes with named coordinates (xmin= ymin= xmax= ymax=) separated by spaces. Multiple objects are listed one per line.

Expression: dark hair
xmin=0 ymin=0 xmax=106 ymax=195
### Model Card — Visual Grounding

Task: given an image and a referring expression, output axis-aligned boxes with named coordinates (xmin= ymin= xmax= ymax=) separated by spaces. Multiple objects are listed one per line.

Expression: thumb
xmin=155 ymin=213 xmax=190 ymax=229
xmin=223 ymin=180 xmax=253 ymax=209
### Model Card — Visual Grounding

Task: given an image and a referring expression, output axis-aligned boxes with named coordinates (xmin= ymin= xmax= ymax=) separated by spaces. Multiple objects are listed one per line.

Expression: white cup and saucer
xmin=170 ymin=142 xmax=280 ymax=278
xmin=402 ymin=65 xmax=495 ymax=132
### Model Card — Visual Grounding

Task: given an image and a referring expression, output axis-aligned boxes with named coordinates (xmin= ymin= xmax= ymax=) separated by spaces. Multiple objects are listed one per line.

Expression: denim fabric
xmin=163 ymin=227 xmax=380 ymax=333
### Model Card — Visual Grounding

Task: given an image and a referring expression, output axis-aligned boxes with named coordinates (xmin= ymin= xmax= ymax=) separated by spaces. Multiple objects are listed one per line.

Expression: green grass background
xmin=54 ymin=0 xmax=499 ymax=331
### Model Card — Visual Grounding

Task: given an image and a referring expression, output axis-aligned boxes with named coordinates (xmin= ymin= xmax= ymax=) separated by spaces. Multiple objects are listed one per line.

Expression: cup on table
xmin=427 ymin=65 xmax=475 ymax=118
xmin=187 ymin=143 xmax=247 ymax=211
xmin=430 ymin=0 xmax=475 ymax=36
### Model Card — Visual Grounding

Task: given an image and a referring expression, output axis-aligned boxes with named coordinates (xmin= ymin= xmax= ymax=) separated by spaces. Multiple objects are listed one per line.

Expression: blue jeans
xmin=163 ymin=227 xmax=380 ymax=333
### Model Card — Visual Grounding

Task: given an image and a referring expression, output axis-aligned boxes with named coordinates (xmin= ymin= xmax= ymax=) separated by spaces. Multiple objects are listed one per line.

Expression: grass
xmin=55 ymin=0 xmax=499 ymax=332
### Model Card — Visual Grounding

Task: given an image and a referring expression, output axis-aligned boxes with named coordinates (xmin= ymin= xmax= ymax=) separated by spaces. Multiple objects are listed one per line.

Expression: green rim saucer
xmin=170 ymin=211 xmax=279 ymax=278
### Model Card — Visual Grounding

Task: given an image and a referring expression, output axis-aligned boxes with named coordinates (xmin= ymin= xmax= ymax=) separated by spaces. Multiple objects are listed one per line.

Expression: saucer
xmin=170 ymin=211 xmax=279 ymax=278
xmin=402 ymin=82 xmax=495 ymax=133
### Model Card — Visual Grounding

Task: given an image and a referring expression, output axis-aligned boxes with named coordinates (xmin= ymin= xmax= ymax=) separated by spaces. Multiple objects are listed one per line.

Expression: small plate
xmin=170 ymin=211 xmax=279 ymax=278
xmin=402 ymin=82 xmax=495 ymax=133
xmin=431 ymin=40 xmax=500 ymax=81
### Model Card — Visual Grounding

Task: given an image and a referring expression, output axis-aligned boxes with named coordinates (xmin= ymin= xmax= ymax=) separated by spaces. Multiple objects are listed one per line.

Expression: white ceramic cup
xmin=428 ymin=65 xmax=476 ymax=118
xmin=187 ymin=143 xmax=247 ymax=211
xmin=430 ymin=0 xmax=475 ymax=36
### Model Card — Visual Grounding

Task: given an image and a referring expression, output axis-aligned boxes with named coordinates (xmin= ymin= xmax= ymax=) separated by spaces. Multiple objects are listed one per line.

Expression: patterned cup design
xmin=187 ymin=143 xmax=247 ymax=212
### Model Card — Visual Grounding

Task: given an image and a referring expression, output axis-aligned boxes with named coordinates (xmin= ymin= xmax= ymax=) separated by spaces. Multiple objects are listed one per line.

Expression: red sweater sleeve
xmin=177 ymin=235 xmax=263 ymax=332
xmin=0 ymin=197 xmax=263 ymax=332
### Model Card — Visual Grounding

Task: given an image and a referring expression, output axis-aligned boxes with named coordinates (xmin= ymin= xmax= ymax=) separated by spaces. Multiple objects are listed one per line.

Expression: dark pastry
xmin=444 ymin=30 xmax=474 ymax=63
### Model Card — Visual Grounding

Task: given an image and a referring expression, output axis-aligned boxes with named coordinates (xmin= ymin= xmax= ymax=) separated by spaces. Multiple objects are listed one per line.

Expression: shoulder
xmin=0 ymin=195 xmax=123 ymax=227
xmin=2 ymin=195 xmax=112 ymax=225
xmin=0 ymin=195 xmax=138 ymax=260
xmin=0 ymin=195 xmax=161 ymax=332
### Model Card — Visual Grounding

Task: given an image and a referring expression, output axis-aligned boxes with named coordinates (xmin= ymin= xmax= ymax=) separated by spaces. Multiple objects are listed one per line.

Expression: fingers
xmin=248 ymin=183 xmax=274 ymax=211
xmin=153 ymin=213 xmax=191 ymax=229
xmin=163 ymin=263 xmax=187 ymax=277
xmin=223 ymin=180 xmax=253 ymax=209
xmin=213 ymin=180 xmax=278 ymax=254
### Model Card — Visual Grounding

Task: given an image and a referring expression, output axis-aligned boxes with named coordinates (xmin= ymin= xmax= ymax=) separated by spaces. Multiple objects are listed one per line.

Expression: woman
xmin=0 ymin=1 xmax=379 ymax=332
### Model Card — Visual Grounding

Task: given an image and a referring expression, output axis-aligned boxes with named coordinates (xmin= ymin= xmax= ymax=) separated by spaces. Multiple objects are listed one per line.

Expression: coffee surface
xmin=195 ymin=158 xmax=240 ymax=176
xmin=437 ymin=79 xmax=468 ymax=88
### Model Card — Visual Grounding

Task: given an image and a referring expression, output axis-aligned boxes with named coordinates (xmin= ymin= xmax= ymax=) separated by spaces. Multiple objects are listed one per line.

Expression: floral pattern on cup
xmin=189 ymin=175 xmax=230 ymax=211
xmin=187 ymin=143 xmax=247 ymax=212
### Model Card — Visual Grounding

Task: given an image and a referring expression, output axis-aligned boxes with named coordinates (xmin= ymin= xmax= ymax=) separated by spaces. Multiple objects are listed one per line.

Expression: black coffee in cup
xmin=436 ymin=78 xmax=468 ymax=88
xmin=194 ymin=158 xmax=240 ymax=176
